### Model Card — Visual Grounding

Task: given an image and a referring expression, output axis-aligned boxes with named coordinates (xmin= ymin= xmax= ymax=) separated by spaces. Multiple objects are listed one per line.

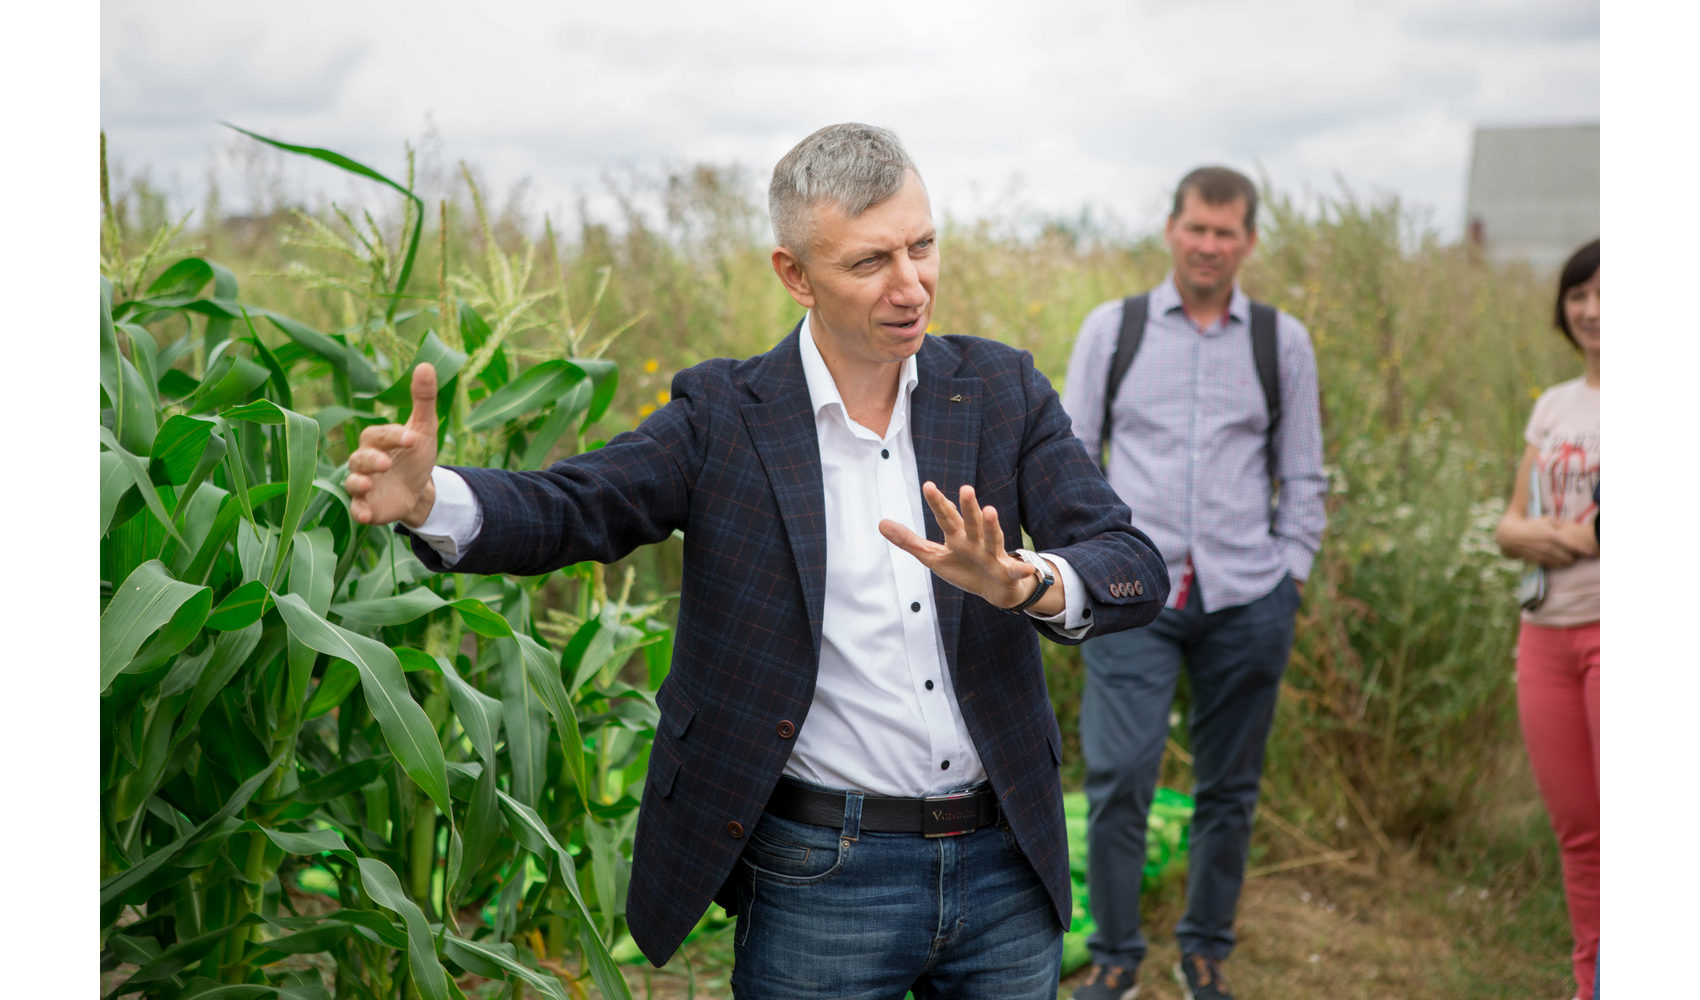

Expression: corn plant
xmin=99 ymin=131 xmax=667 ymax=1000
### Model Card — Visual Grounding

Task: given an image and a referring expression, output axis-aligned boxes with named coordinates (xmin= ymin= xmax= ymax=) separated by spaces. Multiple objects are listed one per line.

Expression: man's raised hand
xmin=878 ymin=482 xmax=1042 ymax=611
xmin=346 ymin=363 xmax=441 ymax=527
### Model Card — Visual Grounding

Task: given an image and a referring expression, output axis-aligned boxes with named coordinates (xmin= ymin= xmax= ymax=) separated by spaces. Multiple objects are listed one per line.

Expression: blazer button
xmin=726 ymin=821 xmax=744 ymax=839
xmin=1133 ymin=580 xmax=1144 ymax=596
xmin=777 ymin=720 xmax=796 ymax=739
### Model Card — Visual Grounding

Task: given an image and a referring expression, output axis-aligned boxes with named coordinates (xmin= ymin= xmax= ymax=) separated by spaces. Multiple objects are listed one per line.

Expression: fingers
xmin=359 ymin=422 xmax=418 ymax=452
xmin=921 ymin=482 xmax=963 ymax=535
xmin=407 ymin=363 xmax=439 ymax=434
xmin=879 ymin=518 xmax=934 ymax=558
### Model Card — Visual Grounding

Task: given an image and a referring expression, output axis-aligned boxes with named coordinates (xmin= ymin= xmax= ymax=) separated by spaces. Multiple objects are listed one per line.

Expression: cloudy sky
xmin=99 ymin=0 xmax=1598 ymax=241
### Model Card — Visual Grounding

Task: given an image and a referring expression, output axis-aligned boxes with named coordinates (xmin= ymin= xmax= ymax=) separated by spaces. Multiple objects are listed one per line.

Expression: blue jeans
xmin=1079 ymin=575 xmax=1299 ymax=970
xmin=729 ymin=781 xmax=1063 ymax=999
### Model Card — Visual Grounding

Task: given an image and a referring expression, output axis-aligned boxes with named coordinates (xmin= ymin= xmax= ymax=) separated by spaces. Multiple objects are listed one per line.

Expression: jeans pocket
xmin=742 ymin=822 xmax=850 ymax=885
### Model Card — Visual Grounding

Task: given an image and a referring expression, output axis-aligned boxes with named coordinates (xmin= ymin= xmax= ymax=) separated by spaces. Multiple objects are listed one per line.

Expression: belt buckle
xmin=922 ymin=791 xmax=981 ymax=838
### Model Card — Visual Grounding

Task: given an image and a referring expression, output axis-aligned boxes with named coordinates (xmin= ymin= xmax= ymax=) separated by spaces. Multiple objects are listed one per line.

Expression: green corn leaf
xmin=272 ymin=592 xmax=451 ymax=815
xmin=495 ymin=792 xmax=630 ymax=1000
xmin=183 ymin=355 xmax=271 ymax=416
xmin=440 ymin=937 xmax=571 ymax=1000
xmin=517 ymin=379 xmax=591 ymax=469
xmin=206 ymin=580 xmax=271 ymax=631
xmin=100 ymin=756 xmax=280 ymax=906
xmin=355 ymin=858 xmax=450 ymax=1000
xmin=99 ymin=428 xmax=185 ymax=548
xmin=178 ymin=979 xmax=330 ymax=1000
xmin=303 ymin=661 xmax=359 ymax=719
xmin=513 ymin=633 xmax=589 ymax=811
xmin=100 ymin=277 xmax=160 ymax=454
xmin=100 ymin=450 xmax=134 ymax=536
xmin=244 ymin=320 xmax=295 ymax=410
xmin=456 ymin=302 xmax=509 ymax=391
xmin=564 ymin=613 xmax=622 ymax=694
xmin=572 ymin=358 xmax=620 ymax=429
xmin=177 ymin=488 xmax=239 ymax=586
xmin=465 ymin=360 xmax=579 ymax=431
xmin=260 ymin=311 xmax=380 ymax=393
xmin=331 ymin=588 xmax=514 ymax=639
xmin=433 ymin=655 xmax=502 ymax=767
xmin=228 ymin=125 xmax=424 ymax=327
xmin=499 ymin=640 xmax=546 ymax=808
xmin=145 ymin=257 xmax=218 ymax=298
xmin=257 ymin=824 xmax=351 ymax=856
xmin=330 ymin=588 xmax=451 ymax=627
xmin=101 ymin=560 xmax=212 ymax=691
xmin=179 ymin=623 xmax=263 ymax=740
xmin=222 ymin=399 xmax=321 ymax=585
xmin=368 ymin=331 xmax=468 ymax=406
xmin=148 ymin=415 xmax=219 ymax=484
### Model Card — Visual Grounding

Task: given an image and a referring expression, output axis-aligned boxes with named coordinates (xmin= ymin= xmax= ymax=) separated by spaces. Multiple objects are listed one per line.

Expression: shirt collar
xmin=1154 ymin=272 xmax=1251 ymax=329
xmin=798 ymin=312 xmax=920 ymax=421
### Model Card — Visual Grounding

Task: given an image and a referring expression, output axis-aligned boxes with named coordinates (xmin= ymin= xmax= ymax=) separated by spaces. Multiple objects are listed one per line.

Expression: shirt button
xmin=776 ymin=720 xmax=796 ymax=739
xmin=910 ymin=601 xmax=921 ymax=612
xmin=726 ymin=821 xmax=744 ymax=839
xmin=925 ymin=680 xmax=935 ymax=690
xmin=881 ymin=448 xmax=890 ymax=459
xmin=940 ymin=760 xmax=951 ymax=770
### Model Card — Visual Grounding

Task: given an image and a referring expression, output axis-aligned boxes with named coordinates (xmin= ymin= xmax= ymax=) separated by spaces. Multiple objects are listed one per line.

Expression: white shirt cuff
xmin=1029 ymin=552 xmax=1092 ymax=639
xmin=408 ymin=467 xmax=483 ymax=565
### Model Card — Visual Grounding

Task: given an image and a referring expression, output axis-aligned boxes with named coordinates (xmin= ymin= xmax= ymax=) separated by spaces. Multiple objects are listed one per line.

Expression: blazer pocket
xmin=648 ymin=682 xmax=698 ymax=799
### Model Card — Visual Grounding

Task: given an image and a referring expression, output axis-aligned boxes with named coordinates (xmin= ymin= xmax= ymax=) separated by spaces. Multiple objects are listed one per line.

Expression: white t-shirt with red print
xmin=1522 ymin=377 xmax=1600 ymax=627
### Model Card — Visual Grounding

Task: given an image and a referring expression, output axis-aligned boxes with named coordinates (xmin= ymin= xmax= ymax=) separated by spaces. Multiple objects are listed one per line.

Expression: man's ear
xmin=771 ymin=246 xmax=816 ymax=309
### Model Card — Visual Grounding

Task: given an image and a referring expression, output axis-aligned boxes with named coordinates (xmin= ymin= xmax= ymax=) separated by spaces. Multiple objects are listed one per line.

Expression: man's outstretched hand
xmin=879 ymin=482 xmax=1054 ymax=613
xmin=346 ymin=363 xmax=441 ymax=528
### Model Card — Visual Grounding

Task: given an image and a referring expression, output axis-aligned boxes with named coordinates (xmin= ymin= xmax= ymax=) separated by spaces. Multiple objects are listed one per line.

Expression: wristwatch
xmin=999 ymin=549 xmax=1055 ymax=615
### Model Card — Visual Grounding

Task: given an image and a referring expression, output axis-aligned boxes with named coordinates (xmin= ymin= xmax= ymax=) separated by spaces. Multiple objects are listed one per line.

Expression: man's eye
xmin=912 ymin=239 xmax=934 ymax=253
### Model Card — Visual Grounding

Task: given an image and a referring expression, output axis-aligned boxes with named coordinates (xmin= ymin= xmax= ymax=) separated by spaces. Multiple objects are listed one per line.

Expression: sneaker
xmin=1174 ymin=954 xmax=1233 ymax=1000
xmin=1071 ymin=963 xmax=1140 ymax=1000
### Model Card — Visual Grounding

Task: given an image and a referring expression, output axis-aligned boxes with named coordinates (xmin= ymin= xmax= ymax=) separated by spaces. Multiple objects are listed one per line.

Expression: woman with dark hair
xmin=1495 ymin=238 xmax=1600 ymax=1000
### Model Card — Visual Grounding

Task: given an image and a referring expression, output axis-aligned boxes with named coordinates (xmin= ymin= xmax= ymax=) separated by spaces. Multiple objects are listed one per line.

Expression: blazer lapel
xmin=741 ymin=327 xmax=828 ymax=655
xmin=910 ymin=337 xmax=981 ymax=672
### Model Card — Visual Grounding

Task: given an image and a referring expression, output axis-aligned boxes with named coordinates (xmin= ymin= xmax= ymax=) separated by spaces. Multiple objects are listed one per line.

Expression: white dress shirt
xmin=411 ymin=315 xmax=1089 ymax=797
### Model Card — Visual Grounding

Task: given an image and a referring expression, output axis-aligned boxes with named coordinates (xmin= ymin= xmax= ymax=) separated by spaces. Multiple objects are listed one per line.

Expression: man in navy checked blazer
xmin=345 ymin=123 xmax=1167 ymax=998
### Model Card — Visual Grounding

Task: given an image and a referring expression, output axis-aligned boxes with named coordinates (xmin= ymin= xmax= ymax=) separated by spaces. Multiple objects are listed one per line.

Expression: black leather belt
xmin=766 ymin=777 xmax=1001 ymax=837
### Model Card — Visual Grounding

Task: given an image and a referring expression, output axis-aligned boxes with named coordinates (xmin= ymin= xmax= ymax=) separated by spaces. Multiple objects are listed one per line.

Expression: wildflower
xmin=638 ymin=404 xmax=656 ymax=418
xmin=925 ymin=321 xmax=937 ymax=334
xmin=643 ymin=358 xmax=660 ymax=374
xmin=656 ymin=390 xmax=670 ymax=405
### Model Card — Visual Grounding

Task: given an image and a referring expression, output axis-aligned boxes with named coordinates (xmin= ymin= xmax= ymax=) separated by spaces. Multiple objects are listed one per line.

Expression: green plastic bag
xmin=1060 ymin=788 xmax=1196 ymax=975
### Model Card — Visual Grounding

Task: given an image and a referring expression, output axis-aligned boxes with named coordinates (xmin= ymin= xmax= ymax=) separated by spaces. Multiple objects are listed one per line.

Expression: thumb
xmin=406 ymin=363 xmax=439 ymax=435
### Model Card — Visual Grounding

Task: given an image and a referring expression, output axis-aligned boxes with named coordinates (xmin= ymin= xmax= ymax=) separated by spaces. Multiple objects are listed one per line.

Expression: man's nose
xmin=889 ymin=256 xmax=926 ymax=306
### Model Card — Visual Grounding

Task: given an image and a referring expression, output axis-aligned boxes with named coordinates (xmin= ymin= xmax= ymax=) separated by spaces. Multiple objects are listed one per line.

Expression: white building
xmin=1463 ymin=123 xmax=1599 ymax=274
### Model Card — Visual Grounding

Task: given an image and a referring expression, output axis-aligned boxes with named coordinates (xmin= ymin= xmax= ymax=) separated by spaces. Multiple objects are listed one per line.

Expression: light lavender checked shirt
xmin=1060 ymin=276 xmax=1327 ymax=613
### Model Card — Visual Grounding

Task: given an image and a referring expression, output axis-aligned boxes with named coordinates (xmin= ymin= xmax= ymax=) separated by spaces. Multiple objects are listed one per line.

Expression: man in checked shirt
xmin=1060 ymin=166 xmax=1327 ymax=1000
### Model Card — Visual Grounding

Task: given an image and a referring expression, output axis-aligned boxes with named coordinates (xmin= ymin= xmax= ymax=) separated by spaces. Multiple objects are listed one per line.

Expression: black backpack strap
xmin=1100 ymin=293 xmax=1149 ymax=469
xmin=1248 ymin=300 xmax=1282 ymax=500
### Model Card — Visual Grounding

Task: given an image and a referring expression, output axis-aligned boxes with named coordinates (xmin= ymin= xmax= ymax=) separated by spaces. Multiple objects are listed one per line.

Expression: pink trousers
xmin=1517 ymin=619 xmax=1600 ymax=1000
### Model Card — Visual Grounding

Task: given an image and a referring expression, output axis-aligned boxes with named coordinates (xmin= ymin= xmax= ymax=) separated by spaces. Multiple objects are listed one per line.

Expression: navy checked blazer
xmin=409 ymin=327 xmax=1169 ymax=965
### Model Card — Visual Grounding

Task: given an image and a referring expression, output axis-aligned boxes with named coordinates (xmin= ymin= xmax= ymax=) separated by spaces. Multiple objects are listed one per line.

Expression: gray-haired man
xmin=345 ymin=123 xmax=1168 ymax=997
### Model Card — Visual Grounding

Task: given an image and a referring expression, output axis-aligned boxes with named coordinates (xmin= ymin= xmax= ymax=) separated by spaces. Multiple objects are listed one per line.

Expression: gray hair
xmin=768 ymin=123 xmax=918 ymax=259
